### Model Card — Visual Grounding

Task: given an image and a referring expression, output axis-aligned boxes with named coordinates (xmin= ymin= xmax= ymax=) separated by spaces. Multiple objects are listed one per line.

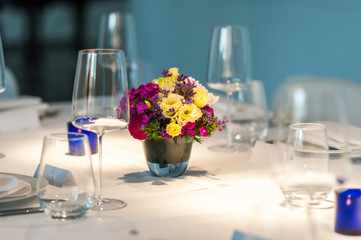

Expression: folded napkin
xmin=0 ymin=178 xmax=31 ymax=198
xmin=0 ymin=96 xmax=48 ymax=133
xmin=322 ymin=122 xmax=361 ymax=153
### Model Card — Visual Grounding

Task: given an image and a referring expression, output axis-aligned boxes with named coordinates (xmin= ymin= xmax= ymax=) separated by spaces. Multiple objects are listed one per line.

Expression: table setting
xmin=1 ymin=23 xmax=361 ymax=240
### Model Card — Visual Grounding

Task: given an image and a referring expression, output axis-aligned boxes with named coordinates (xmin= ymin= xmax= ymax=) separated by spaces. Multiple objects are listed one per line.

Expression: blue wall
xmin=131 ymin=0 xmax=361 ymax=107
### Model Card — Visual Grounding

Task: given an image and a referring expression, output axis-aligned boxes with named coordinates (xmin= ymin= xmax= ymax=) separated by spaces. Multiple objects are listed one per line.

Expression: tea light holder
xmin=67 ymin=122 xmax=98 ymax=154
xmin=335 ymin=188 xmax=361 ymax=235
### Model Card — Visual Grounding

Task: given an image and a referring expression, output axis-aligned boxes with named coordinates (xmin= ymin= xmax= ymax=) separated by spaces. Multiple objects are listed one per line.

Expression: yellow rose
xmin=166 ymin=122 xmax=182 ymax=137
xmin=193 ymin=87 xmax=210 ymax=108
xmin=160 ymin=93 xmax=184 ymax=118
xmin=177 ymin=104 xmax=203 ymax=127
xmin=168 ymin=67 xmax=179 ymax=77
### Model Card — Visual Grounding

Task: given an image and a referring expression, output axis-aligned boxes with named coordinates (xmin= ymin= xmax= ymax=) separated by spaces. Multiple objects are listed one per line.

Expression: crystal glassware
xmin=36 ymin=133 xmax=95 ymax=220
xmin=207 ymin=25 xmax=252 ymax=152
xmin=281 ymin=123 xmax=332 ymax=207
xmin=232 ymin=80 xmax=269 ymax=149
xmin=71 ymin=49 xmax=129 ymax=211
xmin=272 ymin=77 xmax=350 ymax=208
xmin=0 ymin=34 xmax=6 ymax=159
xmin=98 ymin=11 xmax=138 ymax=89
xmin=0 ymin=35 xmax=5 ymax=93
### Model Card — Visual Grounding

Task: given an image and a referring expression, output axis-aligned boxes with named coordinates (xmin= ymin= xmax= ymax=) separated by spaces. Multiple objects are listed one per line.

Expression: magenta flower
xmin=187 ymin=129 xmax=196 ymax=136
xmin=199 ymin=126 xmax=208 ymax=137
xmin=128 ymin=115 xmax=147 ymax=140
xmin=136 ymin=102 xmax=148 ymax=114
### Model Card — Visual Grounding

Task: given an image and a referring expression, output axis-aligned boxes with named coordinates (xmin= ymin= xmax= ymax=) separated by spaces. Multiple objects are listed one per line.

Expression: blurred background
xmin=0 ymin=0 xmax=361 ymax=106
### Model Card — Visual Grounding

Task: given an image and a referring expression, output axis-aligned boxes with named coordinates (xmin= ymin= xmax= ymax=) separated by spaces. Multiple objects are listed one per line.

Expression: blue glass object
xmin=67 ymin=122 xmax=98 ymax=154
xmin=335 ymin=189 xmax=361 ymax=235
xmin=142 ymin=138 xmax=193 ymax=177
xmin=147 ymin=161 xmax=189 ymax=178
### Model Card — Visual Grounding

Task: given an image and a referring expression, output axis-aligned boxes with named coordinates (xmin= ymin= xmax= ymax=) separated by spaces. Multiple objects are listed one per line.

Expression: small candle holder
xmin=335 ymin=189 xmax=361 ymax=235
xmin=67 ymin=122 xmax=98 ymax=154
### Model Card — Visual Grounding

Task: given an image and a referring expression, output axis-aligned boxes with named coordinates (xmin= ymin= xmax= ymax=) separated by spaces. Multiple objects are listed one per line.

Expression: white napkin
xmin=0 ymin=179 xmax=32 ymax=198
xmin=322 ymin=122 xmax=361 ymax=152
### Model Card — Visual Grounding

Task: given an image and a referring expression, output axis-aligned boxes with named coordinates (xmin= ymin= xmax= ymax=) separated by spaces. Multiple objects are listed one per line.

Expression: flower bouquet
xmin=120 ymin=67 xmax=225 ymax=177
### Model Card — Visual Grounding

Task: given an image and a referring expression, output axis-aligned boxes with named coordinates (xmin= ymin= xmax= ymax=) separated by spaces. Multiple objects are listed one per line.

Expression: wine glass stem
xmin=95 ymin=133 xmax=104 ymax=205
xmin=226 ymin=91 xmax=233 ymax=147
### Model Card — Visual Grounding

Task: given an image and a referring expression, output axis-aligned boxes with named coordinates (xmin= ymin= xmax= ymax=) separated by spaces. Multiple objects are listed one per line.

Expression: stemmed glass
xmin=272 ymin=77 xmax=350 ymax=238
xmin=0 ymin=35 xmax=6 ymax=159
xmin=0 ymin=35 xmax=5 ymax=93
xmin=232 ymin=80 xmax=269 ymax=149
xmin=207 ymin=25 xmax=252 ymax=152
xmin=273 ymin=78 xmax=349 ymax=207
xmin=98 ymin=12 xmax=138 ymax=89
xmin=71 ymin=49 xmax=129 ymax=211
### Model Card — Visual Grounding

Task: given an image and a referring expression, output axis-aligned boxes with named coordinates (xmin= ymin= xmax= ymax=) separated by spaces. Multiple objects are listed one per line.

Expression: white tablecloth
xmin=0 ymin=103 xmax=353 ymax=240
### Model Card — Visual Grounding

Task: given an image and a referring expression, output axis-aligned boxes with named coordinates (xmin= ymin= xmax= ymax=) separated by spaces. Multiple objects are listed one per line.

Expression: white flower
xmin=187 ymin=77 xmax=219 ymax=106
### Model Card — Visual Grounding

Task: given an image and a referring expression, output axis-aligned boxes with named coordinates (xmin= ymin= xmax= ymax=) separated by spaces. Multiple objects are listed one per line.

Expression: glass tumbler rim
xmin=78 ymin=48 xmax=124 ymax=55
xmin=46 ymin=132 xmax=89 ymax=142
xmin=289 ymin=122 xmax=326 ymax=131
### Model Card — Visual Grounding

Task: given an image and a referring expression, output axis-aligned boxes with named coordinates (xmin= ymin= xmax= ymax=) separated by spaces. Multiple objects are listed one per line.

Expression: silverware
xmin=0 ymin=207 xmax=43 ymax=216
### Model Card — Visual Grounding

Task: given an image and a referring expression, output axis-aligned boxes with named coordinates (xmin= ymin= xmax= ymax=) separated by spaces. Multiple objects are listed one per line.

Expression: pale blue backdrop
xmin=130 ymin=0 xmax=361 ymax=107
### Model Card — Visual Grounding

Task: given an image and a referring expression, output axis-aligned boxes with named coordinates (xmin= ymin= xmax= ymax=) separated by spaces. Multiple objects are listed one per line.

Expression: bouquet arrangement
xmin=121 ymin=68 xmax=226 ymax=143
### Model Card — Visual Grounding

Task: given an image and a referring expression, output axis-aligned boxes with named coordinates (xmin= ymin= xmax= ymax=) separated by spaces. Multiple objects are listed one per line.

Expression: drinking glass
xmin=72 ymin=49 xmax=129 ymax=211
xmin=207 ymin=25 xmax=252 ymax=152
xmin=36 ymin=133 xmax=95 ymax=220
xmin=98 ymin=11 xmax=138 ymax=89
xmin=232 ymin=80 xmax=269 ymax=149
xmin=280 ymin=123 xmax=332 ymax=207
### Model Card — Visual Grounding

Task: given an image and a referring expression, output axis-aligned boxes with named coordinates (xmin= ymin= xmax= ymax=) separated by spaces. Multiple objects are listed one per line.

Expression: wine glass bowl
xmin=0 ymin=35 xmax=5 ymax=93
xmin=207 ymin=25 xmax=252 ymax=152
xmin=72 ymin=49 xmax=129 ymax=211
xmin=98 ymin=12 xmax=138 ymax=89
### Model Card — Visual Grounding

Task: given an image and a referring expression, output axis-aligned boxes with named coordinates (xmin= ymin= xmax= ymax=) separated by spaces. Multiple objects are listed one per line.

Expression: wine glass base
xmin=208 ymin=143 xmax=250 ymax=153
xmin=92 ymin=198 xmax=127 ymax=211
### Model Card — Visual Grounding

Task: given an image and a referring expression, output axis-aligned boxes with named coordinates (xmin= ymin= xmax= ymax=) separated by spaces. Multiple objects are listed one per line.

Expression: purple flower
xmin=162 ymin=69 xmax=172 ymax=77
xmin=136 ymin=102 xmax=148 ymax=114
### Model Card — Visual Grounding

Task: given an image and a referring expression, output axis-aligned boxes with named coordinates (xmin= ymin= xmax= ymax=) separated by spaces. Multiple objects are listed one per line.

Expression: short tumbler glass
xmin=279 ymin=123 xmax=333 ymax=207
xmin=36 ymin=133 xmax=95 ymax=220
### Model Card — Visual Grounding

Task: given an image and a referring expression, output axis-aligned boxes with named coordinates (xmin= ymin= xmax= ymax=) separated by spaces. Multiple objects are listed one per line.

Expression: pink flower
xmin=128 ymin=115 xmax=147 ymax=140
xmin=187 ymin=129 xmax=196 ymax=136
xmin=183 ymin=122 xmax=196 ymax=129
xmin=199 ymin=126 xmax=208 ymax=137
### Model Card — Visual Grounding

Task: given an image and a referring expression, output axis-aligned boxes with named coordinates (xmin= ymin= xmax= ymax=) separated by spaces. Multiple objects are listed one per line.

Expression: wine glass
xmin=0 ymin=34 xmax=5 ymax=93
xmin=273 ymin=77 xmax=349 ymax=203
xmin=232 ymin=80 xmax=269 ymax=149
xmin=72 ymin=49 xmax=129 ymax=211
xmin=98 ymin=11 xmax=138 ymax=89
xmin=272 ymin=77 xmax=350 ymax=238
xmin=207 ymin=25 xmax=252 ymax=152
xmin=0 ymin=35 xmax=6 ymax=159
